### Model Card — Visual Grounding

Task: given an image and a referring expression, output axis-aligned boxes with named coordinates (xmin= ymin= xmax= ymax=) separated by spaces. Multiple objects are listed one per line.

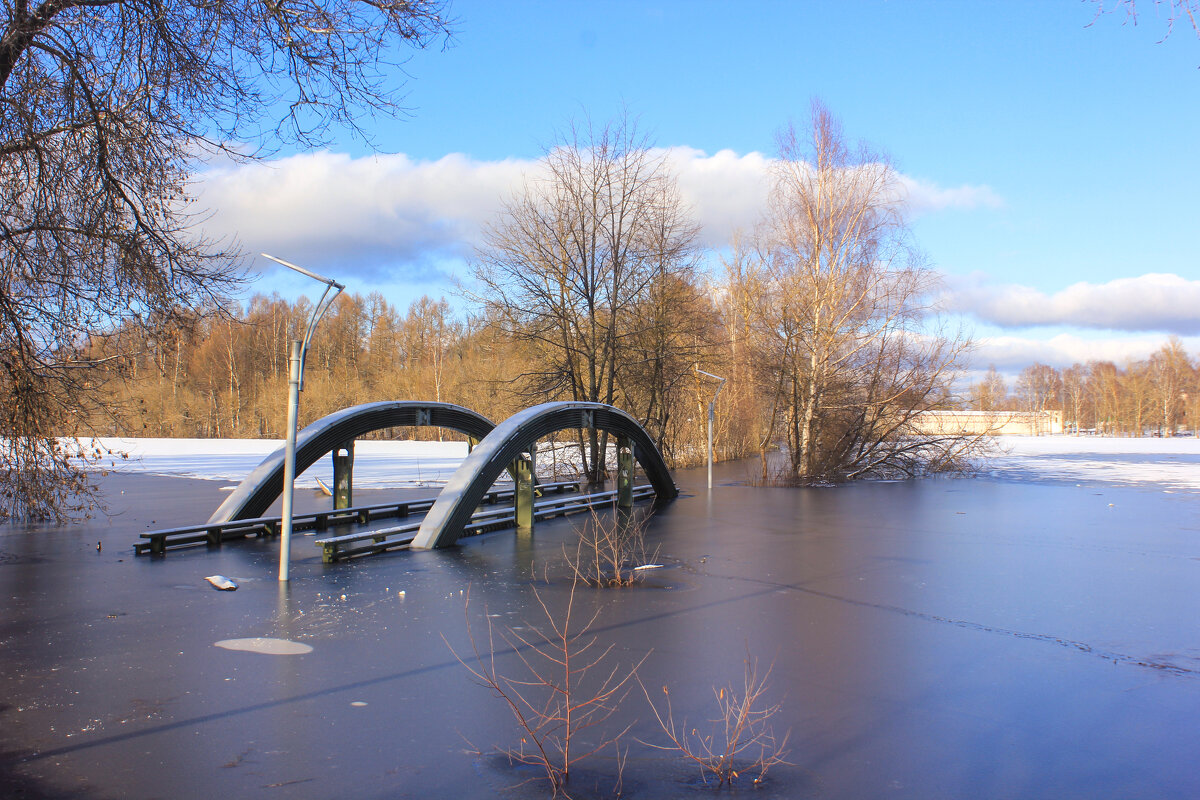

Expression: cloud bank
xmin=192 ymin=148 xmax=998 ymax=280
xmin=943 ymin=273 xmax=1200 ymax=335
xmin=968 ymin=332 xmax=1200 ymax=376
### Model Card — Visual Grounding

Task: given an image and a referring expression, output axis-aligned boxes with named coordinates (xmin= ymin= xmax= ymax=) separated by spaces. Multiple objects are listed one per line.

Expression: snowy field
xmin=86 ymin=437 xmax=472 ymax=489
xmin=84 ymin=434 xmax=1200 ymax=493
xmin=986 ymin=434 xmax=1200 ymax=492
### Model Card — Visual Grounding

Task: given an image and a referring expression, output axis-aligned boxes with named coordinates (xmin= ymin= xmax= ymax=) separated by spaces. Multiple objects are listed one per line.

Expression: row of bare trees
xmin=970 ymin=338 xmax=1199 ymax=435
xmin=84 ymin=292 xmax=484 ymax=440
xmin=2 ymin=99 xmax=981 ymax=519
xmin=81 ymin=288 xmax=727 ymax=460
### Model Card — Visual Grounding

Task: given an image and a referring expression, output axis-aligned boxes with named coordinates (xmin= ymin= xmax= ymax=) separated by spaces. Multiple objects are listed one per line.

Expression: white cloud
xmin=897 ymin=175 xmax=1003 ymax=214
xmin=942 ymin=273 xmax=1200 ymax=335
xmin=192 ymin=148 xmax=999 ymax=282
xmin=970 ymin=332 xmax=1200 ymax=373
xmin=661 ymin=147 xmax=772 ymax=246
xmin=192 ymin=151 xmax=535 ymax=281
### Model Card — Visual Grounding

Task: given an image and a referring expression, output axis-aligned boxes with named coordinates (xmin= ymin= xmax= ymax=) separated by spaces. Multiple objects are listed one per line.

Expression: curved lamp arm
xmin=262 ymin=253 xmax=344 ymax=391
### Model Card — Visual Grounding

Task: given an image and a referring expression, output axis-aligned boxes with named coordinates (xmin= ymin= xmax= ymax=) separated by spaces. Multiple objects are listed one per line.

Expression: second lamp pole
xmin=694 ymin=367 xmax=725 ymax=489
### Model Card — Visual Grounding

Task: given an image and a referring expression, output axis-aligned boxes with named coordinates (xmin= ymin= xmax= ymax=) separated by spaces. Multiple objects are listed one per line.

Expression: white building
xmin=911 ymin=410 xmax=1064 ymax=436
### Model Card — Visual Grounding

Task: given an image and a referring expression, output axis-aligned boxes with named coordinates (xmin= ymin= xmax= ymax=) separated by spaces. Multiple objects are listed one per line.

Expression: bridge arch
xmin=209 ymin=401 xmax=497 ymax=523
xmin=411 ymin=402 xmax=677 ymax=549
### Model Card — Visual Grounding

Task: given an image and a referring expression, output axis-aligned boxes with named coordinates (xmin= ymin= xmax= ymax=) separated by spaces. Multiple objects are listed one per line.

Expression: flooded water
xmin=2 ymin=463 xmax=1199 ymax=798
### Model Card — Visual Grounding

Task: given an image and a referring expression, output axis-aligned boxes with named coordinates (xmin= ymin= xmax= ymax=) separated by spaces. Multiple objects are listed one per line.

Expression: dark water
xmin=1 ymin=466 xmax=1199 ymax=799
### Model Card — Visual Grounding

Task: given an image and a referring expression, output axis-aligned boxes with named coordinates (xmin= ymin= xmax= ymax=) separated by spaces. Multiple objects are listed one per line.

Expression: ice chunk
xmin=205 ymin=575 xmax=238 ymax=591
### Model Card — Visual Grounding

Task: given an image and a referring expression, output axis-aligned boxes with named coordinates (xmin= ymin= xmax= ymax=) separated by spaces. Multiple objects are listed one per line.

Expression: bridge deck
xmin=314 ymin=484 xmax=656 ymax=562
xmin=134 ymin=481 xmax=582 ymax=556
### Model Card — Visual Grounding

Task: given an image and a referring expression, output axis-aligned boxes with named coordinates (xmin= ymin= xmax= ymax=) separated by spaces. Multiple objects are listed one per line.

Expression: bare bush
xmin=641 ymin=653 xmax=791 ymax=787
xmin=448 ymin=583 xmax=648 ymax=797
xmin=563 ymin=508 xmax=660 ymax=588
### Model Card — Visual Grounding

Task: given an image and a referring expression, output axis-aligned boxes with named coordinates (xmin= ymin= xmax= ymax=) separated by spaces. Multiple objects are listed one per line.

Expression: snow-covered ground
xmin=87 ymin=437 xmax=471 ymax=489
xmin=85 ymin=435 xmax=1200 ymax=493
xmin=85 ymin=437 xmax=605 ymax=489
xmin=985 ymin=435 xmax=1200 ymax=492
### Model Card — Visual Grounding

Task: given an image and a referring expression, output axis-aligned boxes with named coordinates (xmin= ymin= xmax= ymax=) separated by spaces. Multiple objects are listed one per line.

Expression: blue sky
xmin=197 ymin=1 xmax=1200 ymax=375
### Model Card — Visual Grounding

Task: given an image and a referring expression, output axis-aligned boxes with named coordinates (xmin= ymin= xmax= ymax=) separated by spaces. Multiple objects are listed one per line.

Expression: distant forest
xmin=968 ymin=337 xmax=1198 ymax=436
xmin=80 ymin=291 xmax=1197 ymax=479
xmin=81 ymin=291 xmax=729 ymax=466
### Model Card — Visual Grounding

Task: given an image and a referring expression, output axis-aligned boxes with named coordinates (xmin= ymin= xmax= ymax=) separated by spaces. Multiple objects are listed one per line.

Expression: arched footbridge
xmin=136 ymin=401 xmax=676 ymax=557
xmin=210 ymin=401 xmax=499 ymax=523
xmin=412 ymin=401 xmax=677 ymax=549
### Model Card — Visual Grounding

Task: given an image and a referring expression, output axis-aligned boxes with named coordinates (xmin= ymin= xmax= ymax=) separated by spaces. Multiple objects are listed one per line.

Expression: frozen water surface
xmin=1 ymin=443 xmax=1198 ymax=798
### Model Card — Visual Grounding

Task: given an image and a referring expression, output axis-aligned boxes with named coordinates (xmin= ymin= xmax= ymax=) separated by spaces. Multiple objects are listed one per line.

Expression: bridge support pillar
xmin=515 ymin=449 xmax=535 ymax=531
xmin=333 ymin=440 xmax=354 ymax=509
xmin=617 ymin=436 xmax=634 ymax=509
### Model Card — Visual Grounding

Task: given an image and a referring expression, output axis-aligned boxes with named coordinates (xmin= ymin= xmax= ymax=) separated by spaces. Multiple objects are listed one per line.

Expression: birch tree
xmin=970 ymin=365 xmax=1008 ymax=411
xmin=1148 ymin=337 xmax=1190 ymax=435
xmin=738 ymin=102 xmax=974 ymax=483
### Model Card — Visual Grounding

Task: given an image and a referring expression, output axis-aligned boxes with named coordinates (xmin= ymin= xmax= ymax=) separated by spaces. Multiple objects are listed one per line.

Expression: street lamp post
xmin=263 ymin=253 xmax=344 ymax=582
xmin=694 ymin=367 xmax=726 ymax=490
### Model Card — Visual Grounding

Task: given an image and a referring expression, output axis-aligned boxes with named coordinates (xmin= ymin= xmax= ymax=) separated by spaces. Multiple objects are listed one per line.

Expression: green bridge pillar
xmin=515 ymin=449 xmax=535 ymax=531
xmin=617 ymin=436 xmax=634 ymax=509
xmin=333 ymin=439 xmax=354 ymax=509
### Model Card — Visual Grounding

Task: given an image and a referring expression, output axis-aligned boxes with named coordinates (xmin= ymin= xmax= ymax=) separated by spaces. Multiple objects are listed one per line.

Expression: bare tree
xmin=1015 ymin=363 xmax=1063 ymax=415
xmin=1123 ymin=361 xmax=1154 ymax=435
xmin=1087 ymin=361 xmax=1123 ymax=435
xmin=0 ymin=0 xmax=452 ymax=519
xmin=562 ymin=507 xmax=659 ymax=588
xmin=1148 ymin=337 xmax=1191 ymax=435
xmin=471 ymin=112 xmax=701 ymax=482
xmin=970 ymin=365 xmax=1008 ymax=411
xmin=734 ymin=101 xmax=974 ymax=483
xmin=1089 ymin=0 xmax=1200 ymax=40
xmin=641 ymin=653 xmax=791 ymax=787
xmin=618 ymin=270 xmax=718 ymax=461
xmin=1062 ymin=363 xmax=1089 ymax=434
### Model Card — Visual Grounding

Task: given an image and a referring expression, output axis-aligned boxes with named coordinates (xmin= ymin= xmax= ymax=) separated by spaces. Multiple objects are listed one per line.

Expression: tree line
xmin=970 ymin=337 xmax=1199 ymax=436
